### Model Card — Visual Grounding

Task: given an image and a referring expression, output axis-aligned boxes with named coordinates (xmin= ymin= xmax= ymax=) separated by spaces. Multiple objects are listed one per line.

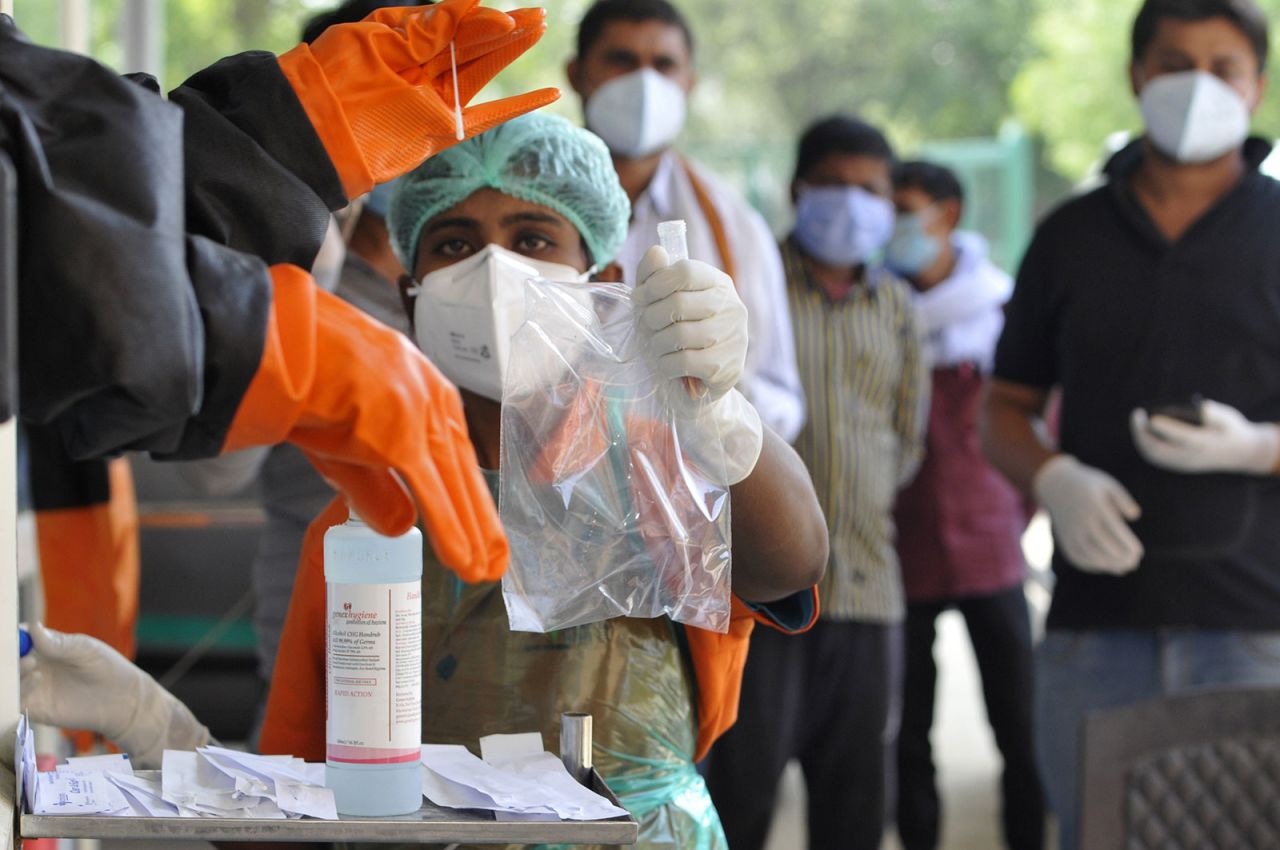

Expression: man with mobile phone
xmin=981 ymin=1 xmax=1280 ymax=847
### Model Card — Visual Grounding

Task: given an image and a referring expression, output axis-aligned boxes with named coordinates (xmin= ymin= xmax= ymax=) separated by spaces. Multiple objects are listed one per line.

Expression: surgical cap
xmin=388 ymin=112 xmax=631 ymax=272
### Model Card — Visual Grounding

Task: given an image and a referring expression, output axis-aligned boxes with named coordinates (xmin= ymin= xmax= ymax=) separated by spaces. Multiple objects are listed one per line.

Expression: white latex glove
xmin=633 ymin=245 xmax=763 ymax=485
xmin=20 ymin=623 xmax=210 ymax=769
xmin=1131 ymin=401 xmax=1280 ymax=475
xmin=1033 ymin=454 xmax=1144 ymax=575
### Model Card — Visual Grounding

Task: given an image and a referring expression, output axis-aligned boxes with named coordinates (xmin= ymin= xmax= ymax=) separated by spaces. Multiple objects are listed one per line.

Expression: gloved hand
xmin=1033 ymin=454 xmax=1144 ymax=575
xmin=633 ymin=245 xmax=763 ymax=485
xmin=226 ymin=265 xmax=507 ymax=583
xmin=1131 ymin=401 xmax=1280 ymax=475
xmin=20 ymin=623 xmax=210 ymax=769
xmin=278 ymin=0 xmax=560 ymax=199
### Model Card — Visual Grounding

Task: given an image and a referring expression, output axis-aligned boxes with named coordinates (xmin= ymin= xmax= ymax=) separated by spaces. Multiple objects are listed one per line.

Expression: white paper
xmin=16 ymin=715 xmax=36 ymax=814
xmin=479 ymin=732 xmax=543 ymax=764
xmin=420 ymin=743 xmax=627 ymax=821
xmin=108 ymin=773 xmax=181 ymax=817
xmin=33 ymin=771 xmax=130 ymax=815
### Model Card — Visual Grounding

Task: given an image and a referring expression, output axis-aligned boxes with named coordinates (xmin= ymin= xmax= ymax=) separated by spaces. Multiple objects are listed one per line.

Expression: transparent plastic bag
xmin=499 ymin=277 xmax=732 ymax=634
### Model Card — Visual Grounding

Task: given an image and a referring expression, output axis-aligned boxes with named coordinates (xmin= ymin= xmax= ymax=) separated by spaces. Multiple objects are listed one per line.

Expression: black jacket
xmin=0 ymin=18 xmax=344 ymax=461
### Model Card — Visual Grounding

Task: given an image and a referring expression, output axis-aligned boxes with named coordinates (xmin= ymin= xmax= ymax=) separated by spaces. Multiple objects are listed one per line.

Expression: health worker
xmin=566 ymin=0 xmax=807 ymax=443
xmin=260 ymin=112 xmax=829 ymax=850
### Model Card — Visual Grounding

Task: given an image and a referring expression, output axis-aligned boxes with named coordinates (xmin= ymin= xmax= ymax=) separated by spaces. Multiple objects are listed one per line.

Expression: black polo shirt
xmin=996 ymin=138 xmax=1280 ymax=630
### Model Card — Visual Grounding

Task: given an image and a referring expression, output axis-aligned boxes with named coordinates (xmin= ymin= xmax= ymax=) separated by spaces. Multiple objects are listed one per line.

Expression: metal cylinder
xmin=560 ymin=712 xmax=593 ymax=786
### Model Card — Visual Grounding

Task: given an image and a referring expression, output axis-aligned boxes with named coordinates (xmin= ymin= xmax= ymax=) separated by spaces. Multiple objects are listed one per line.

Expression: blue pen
xmin=18 ymin=627 xmax=31 ymax=657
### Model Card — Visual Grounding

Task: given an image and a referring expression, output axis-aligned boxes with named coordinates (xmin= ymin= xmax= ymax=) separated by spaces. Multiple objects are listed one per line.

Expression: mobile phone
xmin=1145 ymin=394 xmax=1205 ymax=427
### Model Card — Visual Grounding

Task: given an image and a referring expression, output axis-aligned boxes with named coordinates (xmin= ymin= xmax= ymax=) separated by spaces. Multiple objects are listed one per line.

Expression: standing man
xmin=567 ymin=0 xmax=805 ymax=441
xmin=888 ymin=161 xmax=1043 ymax=850
xmin=982 ymin=2 xmax=1280 ymax=848
xmin=707 ymin=115 xmax=928 ymax=850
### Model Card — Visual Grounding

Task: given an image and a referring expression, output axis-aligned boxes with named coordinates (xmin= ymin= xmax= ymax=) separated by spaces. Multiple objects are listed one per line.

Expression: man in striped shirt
xmin=707 ymin=115 xmax=928 ymax=850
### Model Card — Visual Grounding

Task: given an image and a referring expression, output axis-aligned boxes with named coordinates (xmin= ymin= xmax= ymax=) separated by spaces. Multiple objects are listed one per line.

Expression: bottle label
xmin=326 ymin=581 xmax=421 ymax=764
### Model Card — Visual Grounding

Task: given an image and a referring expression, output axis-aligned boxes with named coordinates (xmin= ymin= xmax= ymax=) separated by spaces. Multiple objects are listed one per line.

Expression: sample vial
xmin=324 ymin=510 xmax=423 ymax=816
xmin=657 ymin=219 xmax=688 ymax=262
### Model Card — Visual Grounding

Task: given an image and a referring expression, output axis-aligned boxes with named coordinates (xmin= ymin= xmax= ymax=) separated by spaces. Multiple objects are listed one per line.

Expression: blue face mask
xmin=885 ymin=211 xmax=944 ymax=276
xmin=793 ymin=185 xmax=895 ymax=267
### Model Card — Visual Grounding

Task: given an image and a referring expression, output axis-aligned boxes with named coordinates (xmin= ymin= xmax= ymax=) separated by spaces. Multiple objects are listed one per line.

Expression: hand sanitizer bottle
xmin=324 ymin=508 xmax=422 ymax=816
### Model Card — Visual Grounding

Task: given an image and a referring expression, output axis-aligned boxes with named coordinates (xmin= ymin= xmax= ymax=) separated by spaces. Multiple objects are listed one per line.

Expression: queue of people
xmin=15 ymin=0 xmax=1280 ymax=848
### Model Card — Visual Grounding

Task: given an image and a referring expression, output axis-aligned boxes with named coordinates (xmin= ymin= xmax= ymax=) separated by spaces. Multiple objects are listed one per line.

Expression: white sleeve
xmin=731 ymin=206 xmax=806 ymax=443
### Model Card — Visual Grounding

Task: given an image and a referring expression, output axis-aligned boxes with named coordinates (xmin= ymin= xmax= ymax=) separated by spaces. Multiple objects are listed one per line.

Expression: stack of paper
xmin=160 ymin=748 xmax=336 ymax=819
xmin=15 ymin=716 xmax=336 ymax=820
xmin=420 ymin=733 xmax=628 ymax=821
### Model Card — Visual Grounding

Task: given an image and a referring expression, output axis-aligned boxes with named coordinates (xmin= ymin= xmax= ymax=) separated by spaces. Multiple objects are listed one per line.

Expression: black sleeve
xmin=168 ymin=50 xmax=346 ymax=268
xmin=993 ymin=218 xmax=1062 ymax=389
xmin=0 ymin=25 xmax=270 ymax=461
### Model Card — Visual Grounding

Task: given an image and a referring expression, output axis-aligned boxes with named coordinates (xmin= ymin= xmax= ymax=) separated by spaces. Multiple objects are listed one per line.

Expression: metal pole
xmin=559 ymin=712 xmax=592 ymax=786
xmin=57 ymin=0 xmax=90 ymax=55
xmin=120 ymin=0 xmax=163 ymax=85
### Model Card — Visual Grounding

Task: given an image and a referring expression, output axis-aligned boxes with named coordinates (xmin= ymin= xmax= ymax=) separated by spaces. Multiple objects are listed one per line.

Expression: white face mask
xmin=1139 ymin=70 xmax=1251 ymax=164
xmin=585 ymin=68 xmax=687 ymax=159
xmin=410 ymin=244 xmax=591 ymax=402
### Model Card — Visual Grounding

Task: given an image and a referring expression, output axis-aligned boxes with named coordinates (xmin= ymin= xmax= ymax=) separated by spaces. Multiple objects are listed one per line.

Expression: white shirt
xmin=911 ymin=231 xmax=1013 ymax=373
xmin=616 ymin=150 xmax=806 ymax=442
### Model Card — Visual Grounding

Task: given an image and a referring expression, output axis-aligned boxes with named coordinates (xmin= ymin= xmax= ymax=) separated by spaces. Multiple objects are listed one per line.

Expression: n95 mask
xmin=585 ymin=68 xmax=687 ymax=159
xmin=1140 ymin=70 xmax=1250 ymax=164
xmin=793 ymin=185 xmax=895 ymax=267
xmin=411 ymin=244 xmax=591 ymax=402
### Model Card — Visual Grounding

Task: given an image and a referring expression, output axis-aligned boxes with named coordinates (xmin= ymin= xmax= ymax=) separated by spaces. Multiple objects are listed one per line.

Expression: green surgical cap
xmin=388 ymin=112 xmax=631 ymax=273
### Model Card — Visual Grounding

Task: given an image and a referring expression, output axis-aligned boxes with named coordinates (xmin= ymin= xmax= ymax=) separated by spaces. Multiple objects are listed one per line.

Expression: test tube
xmin=656 ymin=220 xmax=706 ymax=400
xmin=657 ymin=220 xmax=688 ymax=263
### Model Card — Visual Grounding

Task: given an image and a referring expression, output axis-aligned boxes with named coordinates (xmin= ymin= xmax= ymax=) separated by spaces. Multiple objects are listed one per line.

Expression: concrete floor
xmin=762 ymin=516 xmax=1058 ymax=850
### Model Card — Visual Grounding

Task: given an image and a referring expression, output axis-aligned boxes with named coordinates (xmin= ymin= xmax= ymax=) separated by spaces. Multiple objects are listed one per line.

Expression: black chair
xmin=1080 ymin=686 xmax=1280 ymax=849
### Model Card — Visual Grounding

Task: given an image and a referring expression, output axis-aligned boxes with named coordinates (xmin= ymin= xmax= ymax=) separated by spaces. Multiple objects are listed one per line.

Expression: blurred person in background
xmin=982 ymin=2 xmax=1280 ymax=847
xmin=707 ymin=115 xmax=928 ymax=850
xmin=888 ymin=160 xmax=1043 ymax=850
xmin=566 ymin=0 xmax=806 ymax=443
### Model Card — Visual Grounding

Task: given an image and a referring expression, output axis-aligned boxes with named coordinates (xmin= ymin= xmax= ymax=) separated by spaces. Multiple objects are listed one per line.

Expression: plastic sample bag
xmin=499 ymin=277 xmax=732 ymax=633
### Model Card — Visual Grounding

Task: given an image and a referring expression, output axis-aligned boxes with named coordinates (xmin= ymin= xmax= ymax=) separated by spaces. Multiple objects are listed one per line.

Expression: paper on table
xmin=33 ymin=771 xmax=130 ymax=815
xmin=420 ymin=744 xmax=627 ymax=821
xmin=16 ymin=715 xmax=36 ymax=814
xmin=109 ymin=773 xmax=181 ymax=817
xmin=479 ymin=732 xmax=543 ymax=764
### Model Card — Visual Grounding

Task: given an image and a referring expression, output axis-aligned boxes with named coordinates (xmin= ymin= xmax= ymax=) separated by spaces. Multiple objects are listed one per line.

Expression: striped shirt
xmin=783 ymin=238 xmax=929 ymax=623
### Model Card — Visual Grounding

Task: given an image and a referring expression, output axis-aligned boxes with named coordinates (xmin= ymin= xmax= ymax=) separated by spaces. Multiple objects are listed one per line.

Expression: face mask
xmin=410 ymin=244 xmax=591 ymax=402
xmin=885 ymin=209 xmax=944 ymax=277
xmin=1139 ymin=70 xmax=1250 ymax=164
xmin=793 ymin=185 xmax=895 ymax=267
xmin=585 ymin=68 xmax=687 ymax=159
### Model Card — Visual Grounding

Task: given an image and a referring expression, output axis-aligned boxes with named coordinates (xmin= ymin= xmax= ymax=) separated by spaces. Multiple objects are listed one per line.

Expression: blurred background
xmin=17 ymin=0 xmax=1280 ymax=269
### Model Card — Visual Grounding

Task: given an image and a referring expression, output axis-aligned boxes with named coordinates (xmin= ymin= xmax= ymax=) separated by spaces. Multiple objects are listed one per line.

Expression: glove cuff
xmin=1032 ymin=453 xmax=1078 ymax=503
xmin=1245 ymin=423 xmax=1280 ymax=475
xmin=677 ymin=388 xmax=763 ymax=486
xmin=277 ymin=44 xmax=374 ymax=199
xmin=224 ymin=265 xmax=319 ymax=453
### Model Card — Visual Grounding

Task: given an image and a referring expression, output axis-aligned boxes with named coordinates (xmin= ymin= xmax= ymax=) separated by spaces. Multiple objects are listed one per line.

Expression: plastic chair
xmin=1080 ymin=686 xmax=1280 ymax=849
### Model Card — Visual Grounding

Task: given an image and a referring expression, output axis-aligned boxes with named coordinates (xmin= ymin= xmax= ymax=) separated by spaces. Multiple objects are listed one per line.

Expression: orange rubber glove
xmin=278 ymin=0 xmax=560 ymax=200
xmin=225 ymin=264 xmax=507 ymax=583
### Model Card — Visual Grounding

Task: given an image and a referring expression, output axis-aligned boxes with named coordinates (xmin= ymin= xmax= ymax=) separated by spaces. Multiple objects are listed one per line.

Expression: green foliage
xmin=1013 ymin=0 xmax=1280 ymax=180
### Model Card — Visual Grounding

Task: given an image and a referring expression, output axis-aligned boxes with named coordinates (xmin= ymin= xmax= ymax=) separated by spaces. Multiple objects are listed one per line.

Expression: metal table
xmin=19 ymin=714 xmax=638 ymax=846
xmin=20 ymin=769 xmax=636 ymax=845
